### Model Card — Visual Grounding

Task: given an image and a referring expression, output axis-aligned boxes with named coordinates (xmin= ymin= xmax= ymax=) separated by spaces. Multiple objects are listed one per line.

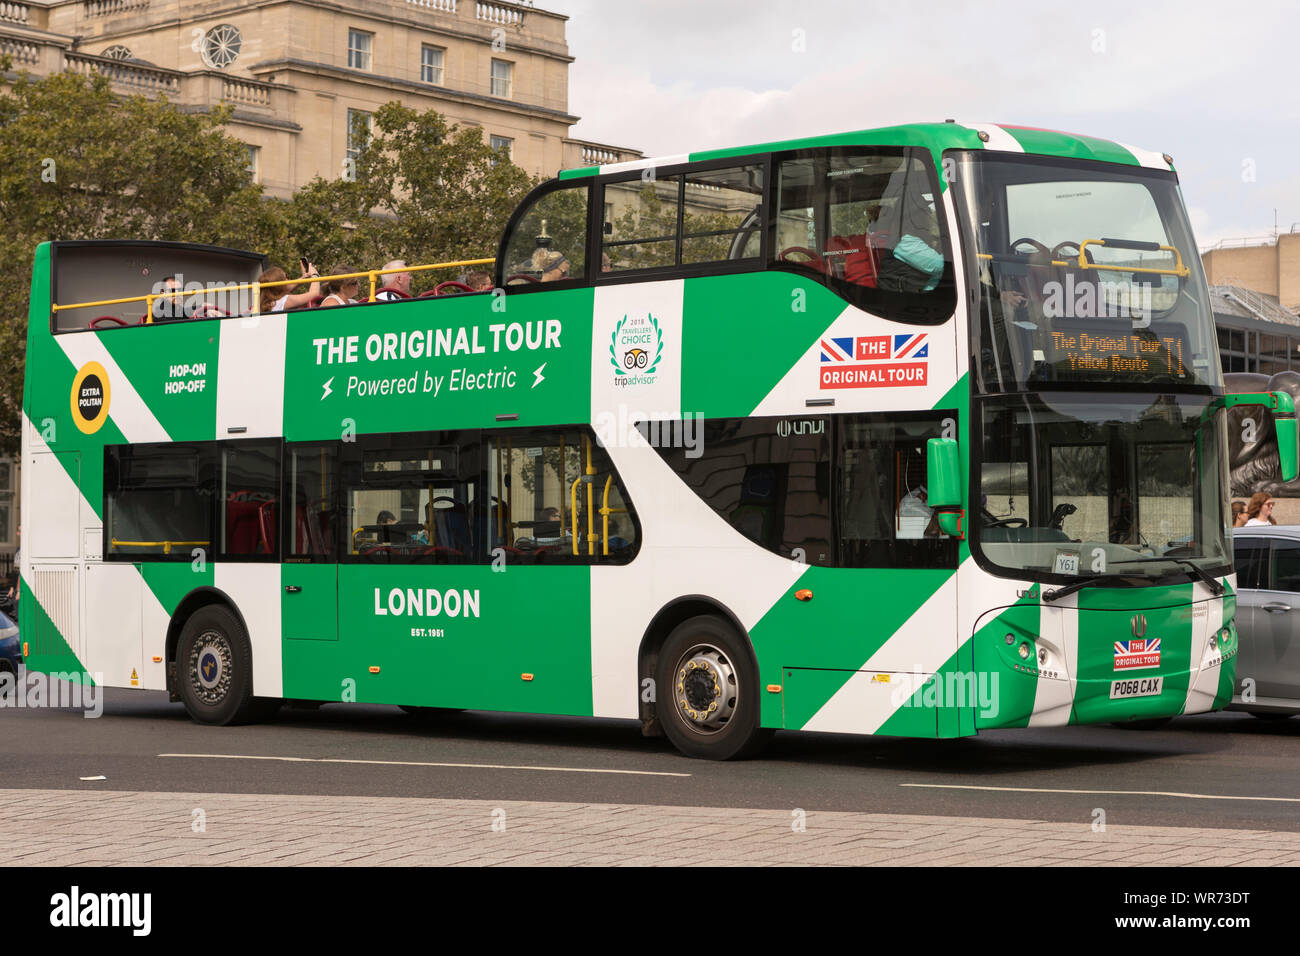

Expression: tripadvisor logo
xmin=610 ymin=313 xmax=663 ymax=387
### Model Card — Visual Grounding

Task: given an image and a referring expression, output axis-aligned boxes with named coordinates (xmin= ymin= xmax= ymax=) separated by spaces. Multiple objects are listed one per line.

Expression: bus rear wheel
xmin=655 ymin=615 xmax=772 ymax=760
xmin=177 ymin=605 xmax=277 ymax=725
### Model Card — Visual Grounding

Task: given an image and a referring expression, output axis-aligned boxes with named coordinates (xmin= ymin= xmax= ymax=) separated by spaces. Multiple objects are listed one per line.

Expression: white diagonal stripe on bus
xmin=901 ymin=783 xmax=1300 ymax=803
xmin=158 ymin=753 xmax=690 ymax=777
xmin=1116 ymin=141 xmax=1170 ymax=170
xmin=55 ymin=332 xmax=170 ymax=443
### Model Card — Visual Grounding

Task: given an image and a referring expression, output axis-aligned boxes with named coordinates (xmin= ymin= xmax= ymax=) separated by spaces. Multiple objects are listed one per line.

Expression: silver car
xmin=1230 ymin=524 xmax=1300 ymax=717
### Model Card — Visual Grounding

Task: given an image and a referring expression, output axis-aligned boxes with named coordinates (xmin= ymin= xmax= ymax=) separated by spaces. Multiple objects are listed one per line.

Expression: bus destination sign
xmin=1042 ymin=325 xmax=1192 ymax=383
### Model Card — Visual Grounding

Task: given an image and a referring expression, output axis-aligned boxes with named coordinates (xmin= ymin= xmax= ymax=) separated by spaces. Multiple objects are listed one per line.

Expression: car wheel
xmin=655 ymin=614 xmax=772 ymax=760
xmin=177 ymin=605 xmax=277 ymax=725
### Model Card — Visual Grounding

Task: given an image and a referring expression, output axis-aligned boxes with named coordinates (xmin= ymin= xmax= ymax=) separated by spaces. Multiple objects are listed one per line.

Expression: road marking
xmin=901 ymin=783 xmax=1300 ymax=803
xmin=159 ymin=753 xmax=690 ymax=777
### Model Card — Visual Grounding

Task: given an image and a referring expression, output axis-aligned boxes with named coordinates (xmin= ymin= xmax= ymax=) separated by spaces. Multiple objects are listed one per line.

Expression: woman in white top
xmin=257 ymin=262 xmax=320 ymax=314
xmin=1244 ymin=492 xmax=1276 ymax=526
xmin=319 ymin=265 xmax=360 ymax=307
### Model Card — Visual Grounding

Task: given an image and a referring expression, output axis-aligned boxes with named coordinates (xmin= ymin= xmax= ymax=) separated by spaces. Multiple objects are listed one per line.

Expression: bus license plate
xmin=1109 ymin=677 xmax=1163 ymax=699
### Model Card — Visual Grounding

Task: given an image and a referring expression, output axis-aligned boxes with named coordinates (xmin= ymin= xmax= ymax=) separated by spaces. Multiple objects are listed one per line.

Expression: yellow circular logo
xmin=70 ymin=362 xmax=111 ymax=434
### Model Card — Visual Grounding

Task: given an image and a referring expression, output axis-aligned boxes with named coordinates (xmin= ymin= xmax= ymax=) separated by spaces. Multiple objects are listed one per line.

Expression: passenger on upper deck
xmin=320 ymin=264 xmax=360 ymax=307
xmin=153 ymin=275 xmax=192 ymax=322
xmin=464 ymin=270 xmax=492 ymax=292
xmin=258 ymin=263 xmax=320 ymax=313
xmin=537 ymin=249 xmax=571 ymax=282
xmin=375 ymin=260 xmax=412 ymax=300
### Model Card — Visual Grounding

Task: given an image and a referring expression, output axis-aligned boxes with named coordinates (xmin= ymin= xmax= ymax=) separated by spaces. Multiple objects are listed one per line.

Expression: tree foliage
xmin=284 ymin=102 xmax=535 ymax=292
xmin=0 ymin=69 xmax=281 ymax=451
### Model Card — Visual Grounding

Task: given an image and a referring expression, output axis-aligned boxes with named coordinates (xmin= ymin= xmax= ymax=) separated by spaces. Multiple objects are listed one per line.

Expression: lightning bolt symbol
xmin=532 ymin=363 xmax=546 ymax=389
xmin=322 ymin=376 xmax=334 ymax=400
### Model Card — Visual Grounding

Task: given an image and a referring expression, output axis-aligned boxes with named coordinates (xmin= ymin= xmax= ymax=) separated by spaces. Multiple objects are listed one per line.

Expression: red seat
xmin=90 ymin=315 xmax=134 ymax=329
xmin=374 ymin=286 xmax=411 ymax=300
xmin=824 ymin=234 xmax=878 ymax=287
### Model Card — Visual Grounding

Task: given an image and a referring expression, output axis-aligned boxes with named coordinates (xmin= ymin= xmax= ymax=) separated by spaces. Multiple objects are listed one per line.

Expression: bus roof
xmin=557 ymin=121 xmax=1173 ymax=184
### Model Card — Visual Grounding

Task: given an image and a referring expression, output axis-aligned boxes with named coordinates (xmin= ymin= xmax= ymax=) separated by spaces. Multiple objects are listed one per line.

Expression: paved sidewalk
xmin=4 ymin=788 xmax=1298 ymax=865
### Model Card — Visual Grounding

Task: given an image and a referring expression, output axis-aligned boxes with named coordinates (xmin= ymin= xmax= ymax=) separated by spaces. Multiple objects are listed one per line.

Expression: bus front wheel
xmin=656 ymin=615 xmax=772 ymax=760
xmin=177 ymin=605 xmax=278 ymax=725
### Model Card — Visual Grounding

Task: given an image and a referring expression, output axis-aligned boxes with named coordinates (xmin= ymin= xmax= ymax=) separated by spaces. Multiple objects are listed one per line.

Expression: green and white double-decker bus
xmin=19 ymin=122 xmax=1297 ymax=759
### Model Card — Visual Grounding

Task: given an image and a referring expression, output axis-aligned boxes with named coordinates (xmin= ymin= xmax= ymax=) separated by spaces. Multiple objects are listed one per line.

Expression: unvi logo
xmin=610 ymin=313 xmax=663 ymax=387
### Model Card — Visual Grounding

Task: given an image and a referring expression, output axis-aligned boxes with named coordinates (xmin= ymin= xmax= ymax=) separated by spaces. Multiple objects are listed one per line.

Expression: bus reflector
xmin=23 ymin=642 xmax=28 ymax=657
xmin=766 ymin=684 xmax=782 ymax=693
xmin=795 ymin=589 xmax=813 ymax=601
xmin=521 ymin=673 xmax=534 ymax=681
xmin=152 ymin=656 xmax=162 ymax=663
xmin=368 ymin=666 xmax=380 ymax=674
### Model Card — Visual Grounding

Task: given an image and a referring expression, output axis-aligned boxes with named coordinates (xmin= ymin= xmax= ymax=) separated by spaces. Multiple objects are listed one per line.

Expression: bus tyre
xmin=399 ymin=705 xmax=465 ymax=716
xmin=177 ymin=605 xmax=274 ymax=726
xmin=656 ymin=615 xmax=772 ymax=760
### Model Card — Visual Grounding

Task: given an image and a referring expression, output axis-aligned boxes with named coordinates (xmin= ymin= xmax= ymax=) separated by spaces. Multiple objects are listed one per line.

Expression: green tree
xmin=0 ymin=68 xmax=284 ymax=452
xmin=287 ymin=102 xmax=535 ymax=293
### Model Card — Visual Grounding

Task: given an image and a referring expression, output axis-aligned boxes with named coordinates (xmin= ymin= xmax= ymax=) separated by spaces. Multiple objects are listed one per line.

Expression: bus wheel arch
xmin=637 ymin=596 xmax=771 ymax=759
xmin=166 ymin=587 xmax=279 ymax=724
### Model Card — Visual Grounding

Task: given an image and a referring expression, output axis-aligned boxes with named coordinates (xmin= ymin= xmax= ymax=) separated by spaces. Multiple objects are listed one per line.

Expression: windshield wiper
xmin=1042 ymin=574 xmax=1135 ymax=603
xmin=1109 ymin=557 xmax=1225 ymax=596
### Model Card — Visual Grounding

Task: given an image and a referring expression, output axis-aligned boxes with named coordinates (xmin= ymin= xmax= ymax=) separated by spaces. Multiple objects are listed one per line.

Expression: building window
xmin=421 ymin=45 xmax=445 ymax=85
xmin=490 ymin=58 xmax=512 ymax=98
xmin=243 ymin=144 xmax=260 ymax=183
xmin=348 ymin=29 xmax=373 ymax=71
xmin=201 ymin=24 xmax=242 ymax=70
xmin=489 ymin=135 xmax=513 ymax=165
xmin=346 ymin=109 xmax=372 ymax=165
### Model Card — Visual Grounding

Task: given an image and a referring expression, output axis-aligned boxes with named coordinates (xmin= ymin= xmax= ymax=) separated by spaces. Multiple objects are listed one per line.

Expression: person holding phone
xmin=258 ymin=259 xmax=321 ymax=313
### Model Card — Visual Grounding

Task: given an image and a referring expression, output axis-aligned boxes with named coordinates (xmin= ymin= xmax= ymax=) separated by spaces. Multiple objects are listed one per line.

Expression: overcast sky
xmin=551 ymin=0 xmax=1299 ymax=250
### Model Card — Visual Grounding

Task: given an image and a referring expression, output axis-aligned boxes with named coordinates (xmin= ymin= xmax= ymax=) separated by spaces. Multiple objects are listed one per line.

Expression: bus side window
xmin=500 ymin=181 xmax=589 ymax=285
xmin=286 ymin=443 xmax=339 ymax=561
xmin=642 ymin=415 xmax=833 ymax=567
xmin=485 ymin=427 xmax=639 ymax=565
xmin=836 ymin=414 xmax=956 ymax=569
xmin=104 ymin=443 xmax=215 ymax=562
xmin=218 ymin=441 xmax=280 ymax=559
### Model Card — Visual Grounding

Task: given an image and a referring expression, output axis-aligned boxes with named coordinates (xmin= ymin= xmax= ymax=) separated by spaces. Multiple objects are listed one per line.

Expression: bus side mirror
xmin=1274 ymin=393 xmax=1299 ymax=483
xmin=927 ymin=437 xmax=963 ymax=537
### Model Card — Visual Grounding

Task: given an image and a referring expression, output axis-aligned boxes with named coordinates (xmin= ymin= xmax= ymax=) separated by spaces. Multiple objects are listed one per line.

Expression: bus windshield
xmin=978 ymin=393 xmax=1231 ymax=585
xmin=952 ymin=151 xmax=1218 ymax=391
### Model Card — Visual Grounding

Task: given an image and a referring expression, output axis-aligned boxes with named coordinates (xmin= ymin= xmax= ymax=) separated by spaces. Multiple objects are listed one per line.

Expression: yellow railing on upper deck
xmin=52 ymin=257 xmax=496 ymax=325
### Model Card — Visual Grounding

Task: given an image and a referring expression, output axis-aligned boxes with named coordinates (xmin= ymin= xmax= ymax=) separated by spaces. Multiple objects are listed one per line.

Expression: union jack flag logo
xmin=819 ymin=336 xmax=856 ymax=362
xmin=819 ymin=334 xmax=928 ymax=362
xmin=1113 ymin=637 xmax=1161 ymax=670
xmin=893 ymin=333 xmax=928 ymax=359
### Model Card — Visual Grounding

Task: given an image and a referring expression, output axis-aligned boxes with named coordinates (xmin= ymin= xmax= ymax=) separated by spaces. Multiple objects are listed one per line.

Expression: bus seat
xmin=434 ymin=502 xmax=472 ymax=553
xmin=824 ymin=234 xmax=878 ymax=287
xmin=226 ymin=498 xmax=262 ymax=554
xmin=258 ymin=500 xmax=277 ymax=554
xmin=375 ymin=286 xmax=411 ymax=300
xmin=90 ymin=315 xmax=134 ymax=329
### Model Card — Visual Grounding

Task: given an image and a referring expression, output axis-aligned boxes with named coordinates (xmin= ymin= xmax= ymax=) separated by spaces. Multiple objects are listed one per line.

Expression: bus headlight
xmin=1018 ymin=642 xmax=1031 ymax=660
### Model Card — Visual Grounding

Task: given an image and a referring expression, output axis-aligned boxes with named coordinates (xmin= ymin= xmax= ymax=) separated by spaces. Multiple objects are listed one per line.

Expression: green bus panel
xmin=281 ymin=564 xmax=594 ymax=715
